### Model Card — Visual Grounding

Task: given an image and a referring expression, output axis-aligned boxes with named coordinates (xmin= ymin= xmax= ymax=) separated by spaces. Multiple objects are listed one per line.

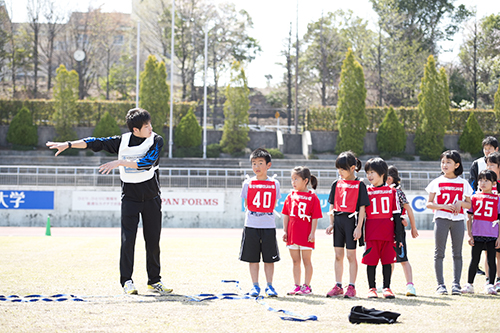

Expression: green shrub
xmin=93 ymin=111 xmax=122 ymax=138
xmin=206 ymin=143 xmax=221 ymax=158
xmin=458 ymin=112 xmax=484 ymax=154
xmin=495 ymin=82 xmax=500 ymax=132
xmin=174 ymin=147 xmax=202 ymax=158
xmin=140 ymin=55 xmax=169 ymax=131
xmin=305 ymin=106 xmax=335 ymax=131
xmin=174 ymin=108 xmax=201 ymax=149
xmin=267 ymin=148 xmax=284 ymax=159
xmin=376 ymin=107 xmax=407 ymax=155
xmin=7 ymin=106 xmax=38 ymax=147
xmin=52 ymin=65 xmax=79 ymax=143
xmin=335 ymin=48 xmax=367 ymax=155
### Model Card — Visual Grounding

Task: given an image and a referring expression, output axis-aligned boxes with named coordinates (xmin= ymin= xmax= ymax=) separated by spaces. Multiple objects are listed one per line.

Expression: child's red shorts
xmin=361 ymin=240 xmax=397 ymax=266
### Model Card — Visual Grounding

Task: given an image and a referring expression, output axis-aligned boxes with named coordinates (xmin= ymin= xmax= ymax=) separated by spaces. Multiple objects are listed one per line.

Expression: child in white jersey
xmin=426 ymin=150 xmax=472 ymax=295
xmin=240 ymin=148 xmax=281 ymax=297
xmin=282 ymin=166 xmax=323 ymax=295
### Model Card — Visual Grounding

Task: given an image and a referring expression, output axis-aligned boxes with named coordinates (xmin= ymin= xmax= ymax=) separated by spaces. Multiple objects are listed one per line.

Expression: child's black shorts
xmin=395 ymin=230 xmax=408 ymax=262
xmin=333 ymin=214 xmax=357 ymax=250
xmin=239 ymin=227 xmax=280 ymax=263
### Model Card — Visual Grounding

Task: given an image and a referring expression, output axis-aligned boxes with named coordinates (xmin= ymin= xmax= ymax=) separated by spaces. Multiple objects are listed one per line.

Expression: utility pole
xmin=294 ymin=0 xmax=299 ymax=134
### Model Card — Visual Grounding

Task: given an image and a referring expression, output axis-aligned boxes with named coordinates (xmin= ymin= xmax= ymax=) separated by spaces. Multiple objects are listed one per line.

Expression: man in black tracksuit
xmin=47 ymin=108 xmax=172 ymax=295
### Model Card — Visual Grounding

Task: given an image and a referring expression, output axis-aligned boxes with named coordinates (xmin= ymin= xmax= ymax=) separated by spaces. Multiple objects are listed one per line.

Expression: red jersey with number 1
xmin=333 ymin=180 xmax=360 ymax=213
xmin=282 ymin=190 xmax=323 ymax=248
xmin=247 ymin=180 xmax=277 ymax=213
xmin=365 ymin=185 xmax=401 ymax=241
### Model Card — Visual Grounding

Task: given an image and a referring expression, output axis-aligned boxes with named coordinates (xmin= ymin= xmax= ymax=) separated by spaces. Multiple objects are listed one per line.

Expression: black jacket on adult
xmin=84 ymin=133 xmax=164 ymax=201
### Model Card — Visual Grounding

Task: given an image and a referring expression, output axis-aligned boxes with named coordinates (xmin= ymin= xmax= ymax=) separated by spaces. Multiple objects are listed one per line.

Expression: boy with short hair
xmin=469 ymin=136 xmax=499 ymax=192
xmin=240 ymin=148 xmax=281 ymax=297
xmin=46 ymin=108 xmax=172 ymax=295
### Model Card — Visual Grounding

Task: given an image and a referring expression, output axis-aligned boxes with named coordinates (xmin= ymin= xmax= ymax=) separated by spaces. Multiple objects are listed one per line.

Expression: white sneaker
xmin=494 ymin=281 xmax=500 ymax=292
xmin=461 ymin=283 xmax=474 ymax=294
xmin=484 ymin=284 xmax=497 ymax=295
xmin=124 ymin=280 xmax=138 ymax=295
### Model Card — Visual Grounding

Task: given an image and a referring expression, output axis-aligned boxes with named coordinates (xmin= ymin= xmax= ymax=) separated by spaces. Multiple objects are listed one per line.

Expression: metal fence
xmin=0 ymin=165 xmax=467 ymax=192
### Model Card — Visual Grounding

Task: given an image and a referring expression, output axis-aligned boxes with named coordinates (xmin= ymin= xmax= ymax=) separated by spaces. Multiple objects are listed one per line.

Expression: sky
xmin=7 ymin=0 xmax=500 ymax=88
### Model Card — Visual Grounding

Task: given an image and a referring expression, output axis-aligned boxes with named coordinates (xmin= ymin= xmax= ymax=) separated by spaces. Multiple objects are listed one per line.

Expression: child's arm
xmin=404 ymin=203 xmax=419 ymax=238
xmin=309 ymin=218 xmax=318 ymax=243
xmin=496 ymin=221 xmax=500 ymax=249
xmin=426 ymin=192 xmax=455 ymax=212
xmin=353 ymin=205 xmax=365 ymax=241
xmin=393 ymin=213 xmax=404 ymax=246
xmin=282 ymin=214 xmax=289 ymax=242
xmin=452 ymin=196 xmax=471 ymax=214
xmin=326 ymin=204 xmax=334 ymax=235
xmin=466 ymin=213 xmax=474 ymax=246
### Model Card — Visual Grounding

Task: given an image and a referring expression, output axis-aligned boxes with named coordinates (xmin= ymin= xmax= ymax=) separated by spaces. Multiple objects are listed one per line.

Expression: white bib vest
xmin=478 ymin=157 xmax=487 ymax=173
xmin=118 ymin=132 xmax=159 ymax=183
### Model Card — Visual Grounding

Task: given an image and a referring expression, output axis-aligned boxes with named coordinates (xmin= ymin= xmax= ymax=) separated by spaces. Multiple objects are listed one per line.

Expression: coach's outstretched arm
xmin=46 ymin=140 xmax=88 ymax=156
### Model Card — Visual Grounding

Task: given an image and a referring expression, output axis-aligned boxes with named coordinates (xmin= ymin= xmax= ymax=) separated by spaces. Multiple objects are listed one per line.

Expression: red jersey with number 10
xmin=365 ymin=185 xmax=400 ymax=241
xmin=471 ymin=192 xmax=499 ymax=222
xmin=333 ymin=180 xmax=360 ymax=213
xmin=247 ymin=180 xmax=277 ymax=213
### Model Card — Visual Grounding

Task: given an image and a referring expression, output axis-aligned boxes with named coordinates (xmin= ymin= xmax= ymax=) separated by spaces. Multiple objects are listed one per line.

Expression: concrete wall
xmin=0 ymin=185 xmax=436 ymax=229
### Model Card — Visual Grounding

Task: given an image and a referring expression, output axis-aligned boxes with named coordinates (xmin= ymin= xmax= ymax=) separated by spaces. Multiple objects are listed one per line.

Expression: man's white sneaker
xmin=148 ymin=281 xmax=173 ymax=294
xmin=124 ymin=280 xmax=138 ymax=295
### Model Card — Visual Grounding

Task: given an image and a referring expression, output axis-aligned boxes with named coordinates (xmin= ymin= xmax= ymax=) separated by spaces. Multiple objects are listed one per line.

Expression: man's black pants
xmin=120 ymin=196 xmax=162 ymax=286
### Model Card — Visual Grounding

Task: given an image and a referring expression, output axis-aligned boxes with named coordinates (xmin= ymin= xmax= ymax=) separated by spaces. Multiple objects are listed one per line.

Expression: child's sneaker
xmin=123 ymin=280 xmax=138 ymax=295
xmin=451 ymin=284 xmax=461 ymax=295
xmin=406 ymin=284 xmax=416 ymax=296
xmin=382 ymin=288 xmax=395 ymax=299
xmin=296 ymin=284 xmax=312 ymax=295
xmin=461 ymin=283 xmax=474 ymax=294
xmin=367 ymin=288 xmax=378 ymax=298
xmin=249 ymin=285 xmax=261 ymax=297
xmin=265 ymin=285 xmax=278 ymax=297
xmin=287 ymin=284 xmax=301 ymax=295
xmin=484 ymin=284 xmax=497 ymax=295
xmin=326 ymin=285 xmax=344 ymax=297
xmin=148 ymin=281 xmax=173 ymax=294
xmin=494 ymin=281 xmax=500 ymax=292
xmin=436 ymin=284 xmax=448 ymax=295
xmin=344 ymin=285 xmax=356 ymax=298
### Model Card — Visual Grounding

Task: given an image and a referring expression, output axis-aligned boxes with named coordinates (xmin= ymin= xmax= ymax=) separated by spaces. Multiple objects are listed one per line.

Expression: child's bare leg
xmin=264 ymin=262 xmax=274 ymax=284
xmin=497 ymin=253 xmax=500 ymax=280
xmin=400 ymin=261 xmax=413 ymax=284
xmin=302 ymin=250 xmax=313 ymax=286
xmin=346 ymin=249 xmax=358 ymax=285
xmin=249 ymin=263 xmax=259 ymax=284
xmin=289 ymin=249 xmax=302 ymax=285
xmin=334 ymin=247 xmax=345 ymax=283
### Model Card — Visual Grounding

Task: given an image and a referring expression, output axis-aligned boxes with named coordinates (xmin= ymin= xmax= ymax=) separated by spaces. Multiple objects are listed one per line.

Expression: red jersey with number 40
xmin=333 ymin=180 xmax=360 ymax=213
xmin=365 ymin=185 xmax=400 ymax=241
xmin=436 ymin=182 xmax=464 ymax=213
xmin=471 ymin=193 xmax=499 ymax=222
xmin=247 ymin=180 xmax=277 ymax=213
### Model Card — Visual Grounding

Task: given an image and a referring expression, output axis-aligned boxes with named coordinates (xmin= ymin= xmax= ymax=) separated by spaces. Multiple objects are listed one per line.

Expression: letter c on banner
xmin=412 ymin=196 xmax=427 ymax=213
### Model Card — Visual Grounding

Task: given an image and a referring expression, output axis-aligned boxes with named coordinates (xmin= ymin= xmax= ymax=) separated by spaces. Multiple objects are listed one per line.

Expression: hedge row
xmin=0 ymin=99 xmax=197 ymax=127
xmin=305 ymin=106 xmax=498 ymax=135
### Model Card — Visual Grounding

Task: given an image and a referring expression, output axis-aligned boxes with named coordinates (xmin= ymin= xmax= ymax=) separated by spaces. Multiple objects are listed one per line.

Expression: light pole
xmin=168 ymin=0 xmax=175 ymax=158
xmin=203 ymin=25 xmax=208 ymax=159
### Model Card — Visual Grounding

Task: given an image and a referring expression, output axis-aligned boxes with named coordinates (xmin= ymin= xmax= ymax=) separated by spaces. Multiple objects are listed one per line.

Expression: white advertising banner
xmin=72 ymin=191 xmax=225 ymax=212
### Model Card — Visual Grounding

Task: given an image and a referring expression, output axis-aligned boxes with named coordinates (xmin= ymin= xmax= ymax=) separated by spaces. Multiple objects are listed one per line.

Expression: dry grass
xmin=0 ymin=229 xmax=498 ymax=332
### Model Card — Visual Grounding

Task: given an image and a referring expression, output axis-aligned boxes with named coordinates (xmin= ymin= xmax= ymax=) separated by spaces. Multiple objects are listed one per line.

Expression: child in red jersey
xmin=282 ymin=166 xmax=323 ymax=295
xmin=485 ymin=151 xmax=500 ymax=291
xmin=362 ymin=158 xmax=403 ymax=299
xmin=326 ymin=151 xmax=370 ymax=298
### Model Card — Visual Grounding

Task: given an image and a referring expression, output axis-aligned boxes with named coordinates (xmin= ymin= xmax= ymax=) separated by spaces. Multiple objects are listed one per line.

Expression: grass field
xmin=0 ymin=227 xmax=498 ymax=332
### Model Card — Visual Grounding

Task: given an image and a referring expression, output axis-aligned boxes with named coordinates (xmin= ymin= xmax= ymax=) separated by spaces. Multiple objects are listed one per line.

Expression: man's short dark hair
xmin=482 ymin=136 xmax=498 ymax=149
xmin=250 ymin=148 xmax=272 ymax=164
xmin=126 ymin=108 xmax=151 ymax=132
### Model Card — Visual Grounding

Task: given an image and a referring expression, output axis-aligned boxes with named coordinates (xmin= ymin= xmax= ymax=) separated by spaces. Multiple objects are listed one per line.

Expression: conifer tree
xmin=335 ymin=48 xmax=367 ymax=155
xmin=7 ymin=106 xmax=38 ymax=147
xmin=139 ymin=55 xmax=169 ymax=132
xmin=376 ymin=107 xmax=406 ymax=155
xmin=458 ymin=112 xmax=484 ymax=154
xmin=93 ymin=111 xmax=122 ymax=138
xmin=220 ymin=61 xmax=250 ymax=155
xmin=415 ymin=55 xmax=448 ymax=160
xmin=52 ymin=64 xmax=79 ymax=142
xmin=174 ymin=108 xmax=201 ymax=149
xmin=494 ymin=83 xmax=500 ymax=132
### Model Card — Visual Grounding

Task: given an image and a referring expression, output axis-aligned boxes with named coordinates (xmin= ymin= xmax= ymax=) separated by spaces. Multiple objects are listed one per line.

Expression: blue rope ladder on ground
xmin=1 ymin=280 xmax=317 ymax=322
